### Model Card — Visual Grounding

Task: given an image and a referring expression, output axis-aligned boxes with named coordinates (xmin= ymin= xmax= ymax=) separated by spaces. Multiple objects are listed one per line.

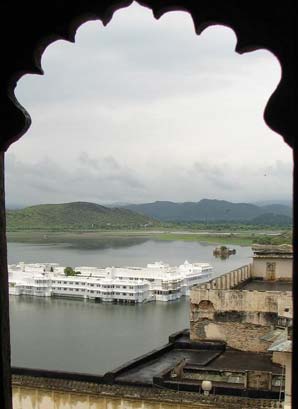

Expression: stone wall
xmin=12 ymin=376 xmax=284 ymax=409
xmin=190 ymin=280 xmax=292 ymax=351
xmin=190 ymin=289 xmax=292 ymax=319
xmin=278 ymin=296 xmax=293 ymax=320
xmin=190 ymin=319 xmax=272 ymax=352
xmin=252 ymin=258 xmax=292 ymax=280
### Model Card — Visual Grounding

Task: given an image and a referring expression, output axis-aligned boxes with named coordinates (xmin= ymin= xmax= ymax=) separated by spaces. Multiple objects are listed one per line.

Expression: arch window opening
xmin=6 ymin=0 xmax=292 ymax=386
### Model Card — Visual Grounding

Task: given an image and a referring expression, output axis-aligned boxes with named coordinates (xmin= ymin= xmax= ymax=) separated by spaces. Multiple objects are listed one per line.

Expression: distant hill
xmin=254 ymin=200 xmax=292 ymax=208
xmin=7 ymin=202 xmax=158 ymax=231
xmin=250 ymin=213 xmax=292 ymax=226
xmin=258 ymin=204 xmax=292 ymax=216
xmin=123 ymin=199 xmax=292 ymax=223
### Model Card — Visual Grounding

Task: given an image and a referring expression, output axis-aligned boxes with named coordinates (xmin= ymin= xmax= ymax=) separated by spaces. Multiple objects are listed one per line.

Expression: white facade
xmin=8 ymin=260 xmax=213 ymax=303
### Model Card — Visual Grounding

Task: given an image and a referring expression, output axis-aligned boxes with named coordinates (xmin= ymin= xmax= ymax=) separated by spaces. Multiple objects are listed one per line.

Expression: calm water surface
xmin=8 ymin=238 xmax=252 ymax=374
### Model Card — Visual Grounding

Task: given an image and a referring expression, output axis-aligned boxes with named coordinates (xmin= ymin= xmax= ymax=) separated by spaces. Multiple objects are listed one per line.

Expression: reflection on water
xmin=9 ymin=239 xmax=252 ymax=373
xmin=36 ymin=236 xmax=150 ymax=250
xmin=64 ymin=236 xmax=149 ymax=250
xmin=10 ymin=295 xmax=189 ymax=373
xmin=8 ymin=234 xmax=149 ymax=250
xmin=213 ymin=253 xmax=230 ymax=260
xmin=8 ymin=238 xmax=252 ymax=272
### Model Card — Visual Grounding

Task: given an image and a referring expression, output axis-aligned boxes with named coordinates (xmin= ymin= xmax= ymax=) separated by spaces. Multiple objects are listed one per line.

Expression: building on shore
xmin=190 ymin=244 xmax=293 ymax=407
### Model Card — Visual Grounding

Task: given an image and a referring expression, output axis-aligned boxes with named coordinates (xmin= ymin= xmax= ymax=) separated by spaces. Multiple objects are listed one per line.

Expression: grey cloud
xmin=5 ymin=153 xmax=292 ymax=206
xmin=7 ymin=4 xmax=290 ymax=207
xmin=76 ymin=152 xmax=143 ymax=189
xmin=192 ymin=162 xmax=240 ymax=190
xmin=79 ymin=152 xmax=121 ymax=171
xmin=5 ymin=153 xmax=145 ymax=206
xmin=263 ymin=160 xmax=292 ymax=178
xmin=6 ymin=155 xmax=72 ymax=197
xmin=15 ymin=4 xmax=278 ymax=110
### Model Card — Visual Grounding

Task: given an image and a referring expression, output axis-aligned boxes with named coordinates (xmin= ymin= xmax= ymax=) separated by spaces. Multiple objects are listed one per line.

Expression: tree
xmin=64 ymin=266 xmax=81 ymax=276
xmin=64 ymin=266 xmax=75 ymax=276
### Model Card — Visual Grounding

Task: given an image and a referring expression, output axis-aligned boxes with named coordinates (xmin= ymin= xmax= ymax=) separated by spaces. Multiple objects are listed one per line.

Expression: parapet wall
xmin=190 ymin=288 xmax=292 ymax=318
xmin=198 ymin=264 xmax=252 ymax=291
xmin=12 ymin=374 xmax=284 ymax=409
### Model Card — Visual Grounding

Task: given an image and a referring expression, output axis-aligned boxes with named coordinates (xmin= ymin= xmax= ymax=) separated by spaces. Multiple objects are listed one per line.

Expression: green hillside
xmin=6 ymin=202 xmax=158 ymax=231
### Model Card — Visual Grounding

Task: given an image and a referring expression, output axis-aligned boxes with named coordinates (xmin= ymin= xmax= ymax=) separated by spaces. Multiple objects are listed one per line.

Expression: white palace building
xmin=8 ymin=260 xmax=213 ymax=303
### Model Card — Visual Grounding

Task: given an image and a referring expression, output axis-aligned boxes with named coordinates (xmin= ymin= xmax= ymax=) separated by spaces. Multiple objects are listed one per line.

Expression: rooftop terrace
xmin=114 ymin=348 xmax=282 ymax=385
xmin=11 ymin=330 xmax=284 ymax=402
xmin=102 ymin=330 xmax=283 ymax=399
xmin=252 ymin=244 xmax=293 ymax=259
xmin=235 ymin=279 xmax=292 ymax=292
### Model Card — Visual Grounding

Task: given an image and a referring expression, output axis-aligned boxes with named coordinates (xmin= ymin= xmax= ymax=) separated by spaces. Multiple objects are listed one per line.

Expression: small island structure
xmin=213 ymin=245 xmax=236 ymax=259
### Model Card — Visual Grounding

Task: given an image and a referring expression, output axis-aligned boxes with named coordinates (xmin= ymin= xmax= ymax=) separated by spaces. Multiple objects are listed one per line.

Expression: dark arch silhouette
xmin=0 ymin=2 xmax=297 ymax=408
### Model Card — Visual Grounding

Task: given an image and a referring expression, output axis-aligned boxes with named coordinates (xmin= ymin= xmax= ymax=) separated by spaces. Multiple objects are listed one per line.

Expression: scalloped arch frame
xmin=0 ymin=0 xmax=296 ymax=151
xmin=0 ymin=2 xmax=297 ymax=409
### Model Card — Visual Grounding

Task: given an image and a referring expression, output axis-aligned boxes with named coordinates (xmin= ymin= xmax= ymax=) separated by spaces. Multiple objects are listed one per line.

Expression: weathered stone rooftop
xmin=252 ymin=244 xmax=293 ymax=259
xmin=114 ymin=348 xmax=220 ymax=384
xmin=235 ymin=279 xmax=292 ymax=292
xmin=113 ymin=342 xmax=282 ymax=386
xmin=203 ymin=350 xmax=281 ymax=372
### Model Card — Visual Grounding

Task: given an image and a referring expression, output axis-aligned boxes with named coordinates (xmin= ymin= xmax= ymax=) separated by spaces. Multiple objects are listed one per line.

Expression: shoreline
xmin=6 ymin=229 xmax=290 ymax=246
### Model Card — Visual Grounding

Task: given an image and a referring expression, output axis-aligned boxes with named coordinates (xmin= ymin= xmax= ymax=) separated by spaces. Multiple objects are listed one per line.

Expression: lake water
xmin=8 ymin=238 xmax=252 ymax=374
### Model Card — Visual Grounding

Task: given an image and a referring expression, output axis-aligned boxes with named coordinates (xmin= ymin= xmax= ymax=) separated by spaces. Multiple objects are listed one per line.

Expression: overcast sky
xmin=6 ymin=3 xmax=292 ymax=207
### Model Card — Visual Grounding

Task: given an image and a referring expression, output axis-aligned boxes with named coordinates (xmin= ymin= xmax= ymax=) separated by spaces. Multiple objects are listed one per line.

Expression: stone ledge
xmin=12 ymin=374 xmax=283 ymax=408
